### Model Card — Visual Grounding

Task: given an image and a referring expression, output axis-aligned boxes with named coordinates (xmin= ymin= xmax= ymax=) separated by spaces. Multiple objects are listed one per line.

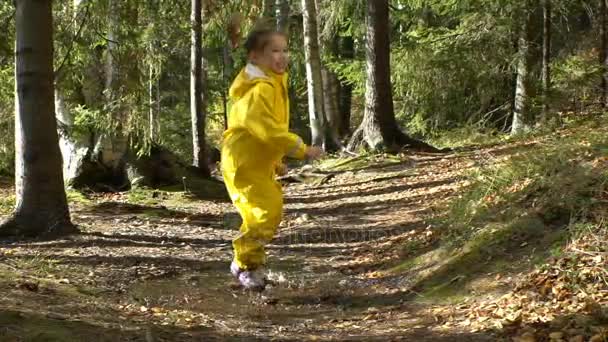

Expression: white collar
xmin=245 ymin=63 xmax=269 ymax=80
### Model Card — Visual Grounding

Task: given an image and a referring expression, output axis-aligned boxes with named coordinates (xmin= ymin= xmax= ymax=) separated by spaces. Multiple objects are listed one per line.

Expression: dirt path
xmin=0 ymin=148 xmax=517 ymax=341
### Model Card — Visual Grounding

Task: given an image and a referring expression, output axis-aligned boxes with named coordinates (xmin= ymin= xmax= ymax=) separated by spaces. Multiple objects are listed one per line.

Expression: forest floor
xmin=0 ymin=119 xmax=607 ymax=341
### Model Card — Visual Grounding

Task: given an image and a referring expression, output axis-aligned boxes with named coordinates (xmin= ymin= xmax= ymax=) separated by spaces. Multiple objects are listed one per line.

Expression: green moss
xmin=126 ymin=187 xmax=161 ymax=206
xmin=318 ymin=153 xmax=407 ymax=172
xmin=0 ymin=193 xmax=14 ymax=215
xmin=66 ymin=189 xmax=92 ymax=205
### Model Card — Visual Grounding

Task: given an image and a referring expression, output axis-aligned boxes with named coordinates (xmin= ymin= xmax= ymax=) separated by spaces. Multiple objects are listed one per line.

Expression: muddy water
xmin=128 ymin=256 xmax=382 ymax=334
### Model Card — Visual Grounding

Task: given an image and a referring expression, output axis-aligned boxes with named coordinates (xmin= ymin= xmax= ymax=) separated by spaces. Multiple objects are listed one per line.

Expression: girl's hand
xmin=275 ymin=163 xmax=288 ymax=176
xmin=305 ymin=146 xmax=324 ymax=160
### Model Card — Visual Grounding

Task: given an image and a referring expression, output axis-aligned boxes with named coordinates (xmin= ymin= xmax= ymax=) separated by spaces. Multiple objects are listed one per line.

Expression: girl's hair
xmin=243 ymin=27 xmax=286 ymax=54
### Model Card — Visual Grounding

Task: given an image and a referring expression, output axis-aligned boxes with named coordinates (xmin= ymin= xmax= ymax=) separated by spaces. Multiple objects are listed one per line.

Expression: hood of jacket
xmin=229 ymin=63 xmax=287 ymax=100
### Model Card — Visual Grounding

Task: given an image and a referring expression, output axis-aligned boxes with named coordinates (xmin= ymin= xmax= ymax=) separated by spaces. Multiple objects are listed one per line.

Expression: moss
xmin=66 ymin=189 xmax=92 ymax=205
xmin=318 ymin=153 xmax=407 ymax=172
xmin=0 ymin=193 xmax=14 ymax=215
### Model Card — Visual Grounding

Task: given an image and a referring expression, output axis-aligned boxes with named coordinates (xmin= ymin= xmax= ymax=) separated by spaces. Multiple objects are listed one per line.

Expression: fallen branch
xmin=570 ymin=247 xmax=608 ymax=256
xmin=277 ymin=172 xmax=336 ymax=186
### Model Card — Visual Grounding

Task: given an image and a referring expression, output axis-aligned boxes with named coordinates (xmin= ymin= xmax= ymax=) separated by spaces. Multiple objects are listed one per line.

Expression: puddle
xmin=128 ymin=258 xmax=379 ymax=329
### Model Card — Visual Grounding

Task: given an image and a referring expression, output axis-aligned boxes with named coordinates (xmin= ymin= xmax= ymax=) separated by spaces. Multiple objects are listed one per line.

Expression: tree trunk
xmin=362 ymin=0 xmax=397 ymax=150
xmin=56 ymin=88 xmax=90 ymax=187
xmin=263 ymin=0 xmax=274 ymax=17
xmin=56 ymin=0 xmax=95 ymax=187
xmin=93 ymin=0 xmax=129 ymax=186
xmin=190 ymin=0 xmax=210 ymax=176
xmin=277 ymin=0 xmax=289 ymax=33
xmin=148 ymin=41 xmax=158 ymax=143
xmin=156 ymin=67 xmax=161 ymax=137
xmin=1 ymin=0 xmax=76 ymax=238
xmin=541 ymin=0 xmax=551 ymax=121
xmin=325 ymin=71 xmax=341 ymax=139
xmin=601 ymin=0 xmax=607 ymax=107
xmin=511 ymin=1 xmax=536 ymax=135
xmin=315 ymin=0 xmax=341 ymax=150
xmin=350 ymin=0 xmax=440 ymax=153
xmin=301 ymin=0 xmax=326 ymax=147
xmin=222 ymin=44 xmax=232 ymax=130
xmin=338 ymin=35 xmax=354 ymax=138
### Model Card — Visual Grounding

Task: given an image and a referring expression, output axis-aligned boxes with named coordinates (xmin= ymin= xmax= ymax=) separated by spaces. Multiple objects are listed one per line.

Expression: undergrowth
xmin=441 ymin=119 xmax=608 ymax=249
xmin=429 ymin=125 xmax=509 ymax=149
xmin=0 ymin=194 xmax=14 ymax=216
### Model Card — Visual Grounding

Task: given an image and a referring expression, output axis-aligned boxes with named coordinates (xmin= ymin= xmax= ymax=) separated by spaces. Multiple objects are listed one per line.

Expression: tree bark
xmin=511 ymin=1 xmax=536 ymax=135
xmin=541 ymin=0 xmax=552 ymax=120
xmin=338 ymin=35 xmax=354 ymax=138
xmin=363 ymin=0 xmax=397 ymax=150
xmin=263 ymin=0 xmax=274 ymax=17
xmin=222 ymin=44 xmax=233 ymax=130
xmin=277 ymin=0 xmax=290 ymax=33
xmin=315 ymin=0 xmax=341 ymax=150
xmin=56 ymin=0 xmax=95 ymax=187
xmin=350 ymin=0 xmax=440 ymax=153
xmin=601 ymin=0 xmax=607 ymax=107
xmin=301 ymin=0 xmax=326 ymax=147
xmin=148 ymin=41 xmax=158 ymax=143
xmin=93 ymin=0 xmax=129 ymax=185
xmin=1 ymin=0 xmax=76 ymax=238
xmin=190 ymin=0 xmax=210 ymax=176
xmin=324 ymin=70 xmax=341 ymax=141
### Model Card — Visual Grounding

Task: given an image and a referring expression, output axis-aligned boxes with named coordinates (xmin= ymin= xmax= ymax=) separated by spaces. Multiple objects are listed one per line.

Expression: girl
xmin=222 ymin=28 xmax=323 ymax=291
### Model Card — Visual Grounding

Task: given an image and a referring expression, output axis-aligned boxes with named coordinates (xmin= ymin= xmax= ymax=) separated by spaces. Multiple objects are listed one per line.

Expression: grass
xmin=0 ymin=189 xmax=90 ymax=216
xmin=66 ymin=189 xmax=92 ymax=205
xmin=317 ymin=152 xmax=408 ymax=172
xmin=126 ymin=186 xmax=163 ymax=206
xmin=388 ymin=117 xmax=608 ymax=304
xmin=441 ymin=122 xmax=608 ymax=249
xmin=0 ymin=194 xmax=14 ymax=216
xmin=428 ymin=125 xmax=510 ymax=149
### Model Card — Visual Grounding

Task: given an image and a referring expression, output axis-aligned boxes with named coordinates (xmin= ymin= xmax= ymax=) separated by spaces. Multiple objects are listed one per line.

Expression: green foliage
xmin=0 ymin=66 xmax=13 ymax=176
xmin=0 ymin=4 xmax=14 ymax=176
xmin=0 ymin=0 xmax=606 ymax=177
xmin=551 ymin=54 xmax=604 ymax=110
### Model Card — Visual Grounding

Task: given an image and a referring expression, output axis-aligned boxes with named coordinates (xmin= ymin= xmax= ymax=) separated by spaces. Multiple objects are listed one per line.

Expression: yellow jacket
xmin=223 ymin=63 xmax=307 ymax=168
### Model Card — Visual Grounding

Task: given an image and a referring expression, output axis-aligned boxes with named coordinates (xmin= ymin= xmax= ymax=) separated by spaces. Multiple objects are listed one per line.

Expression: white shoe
xmin=230 ymin=261 xmax=241 ymax=278
xmin=230 ymin=261 xmax=267 ymax=291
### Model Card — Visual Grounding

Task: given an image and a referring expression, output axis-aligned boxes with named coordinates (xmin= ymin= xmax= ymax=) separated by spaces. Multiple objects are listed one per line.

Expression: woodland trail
xmin=0 ymin=143 xmax=531 ymax=341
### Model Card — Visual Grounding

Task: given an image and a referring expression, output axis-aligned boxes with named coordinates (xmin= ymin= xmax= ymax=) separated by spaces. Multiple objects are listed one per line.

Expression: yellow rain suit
xmin=221 ymin=63 xmax=307 ymax=271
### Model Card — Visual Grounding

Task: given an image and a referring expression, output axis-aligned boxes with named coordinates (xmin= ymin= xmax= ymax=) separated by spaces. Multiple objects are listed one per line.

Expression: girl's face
xmin=250 ymin=34 xmax=289 ymax=75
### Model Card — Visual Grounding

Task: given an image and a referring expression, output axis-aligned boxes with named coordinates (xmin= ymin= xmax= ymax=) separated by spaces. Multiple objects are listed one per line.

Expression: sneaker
xmin=229 ymin=261 xmax=267 ymax=291
xmin=238 ymin=269 xmax=267 ymax=291
xmin=230 ymin=261 xmax=241 ymax=278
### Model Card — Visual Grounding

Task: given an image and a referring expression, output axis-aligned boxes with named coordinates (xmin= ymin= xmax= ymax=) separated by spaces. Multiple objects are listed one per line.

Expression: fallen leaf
xmin=548 ymin=332 xmax=564 ymax=340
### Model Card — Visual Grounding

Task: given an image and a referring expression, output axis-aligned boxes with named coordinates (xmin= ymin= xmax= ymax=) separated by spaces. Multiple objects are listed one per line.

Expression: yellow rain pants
xmin=221 ymin=63 xmax=307 ymax=271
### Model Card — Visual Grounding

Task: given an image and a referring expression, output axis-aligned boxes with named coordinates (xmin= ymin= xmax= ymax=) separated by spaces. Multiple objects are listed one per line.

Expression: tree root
xmin=346 ymin=124 xmax=451 ymax=154
xmin=0 ymin=216 xmax=79 ymax=240
xmin=394 ymin=131 xmax=451 ymax=153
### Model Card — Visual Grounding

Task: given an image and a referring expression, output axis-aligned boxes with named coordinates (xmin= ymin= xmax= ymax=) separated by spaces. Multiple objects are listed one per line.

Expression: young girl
xmin=222 ymin=28 xmax=323 ymax=291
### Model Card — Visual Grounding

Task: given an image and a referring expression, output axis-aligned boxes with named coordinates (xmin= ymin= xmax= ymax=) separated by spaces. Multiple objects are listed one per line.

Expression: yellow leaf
xmin=589 ymin=335 xmax=605 ymax=342
xmin=513 ymin=332 xmax=536 ymax=342
xmin=593 ymin=255 xmax=603 ymax=264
